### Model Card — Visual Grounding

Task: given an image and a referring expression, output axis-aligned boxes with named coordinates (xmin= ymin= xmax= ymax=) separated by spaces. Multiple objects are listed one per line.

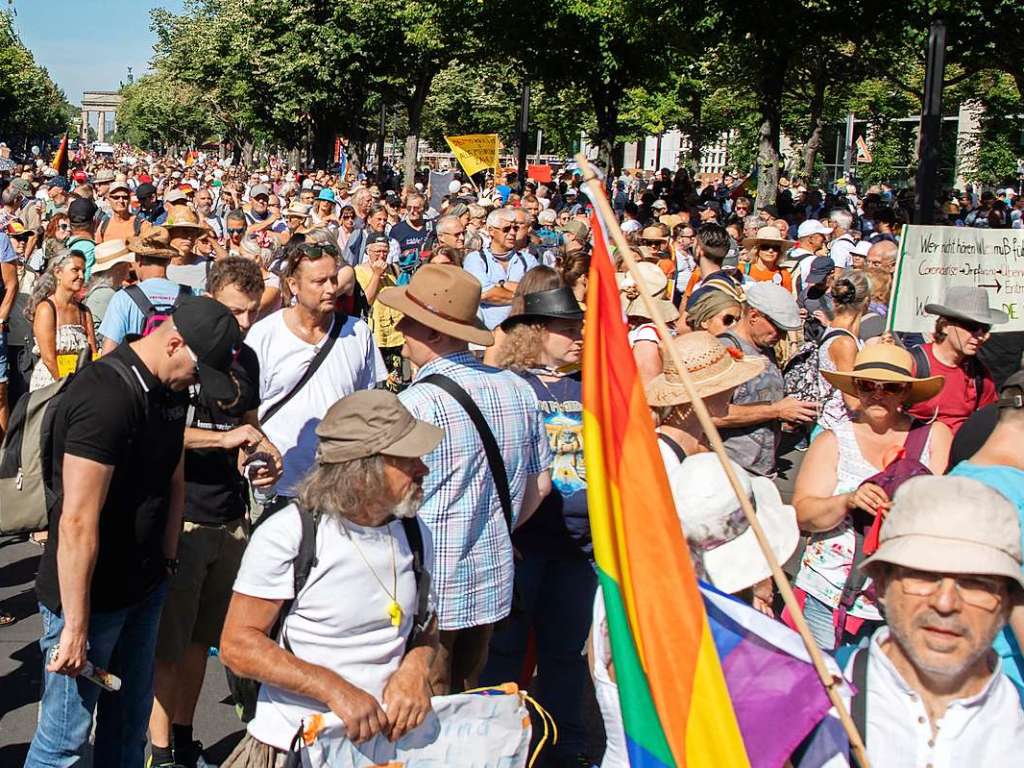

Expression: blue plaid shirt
xmin=399 ymin=352 xmax=551 ymax=630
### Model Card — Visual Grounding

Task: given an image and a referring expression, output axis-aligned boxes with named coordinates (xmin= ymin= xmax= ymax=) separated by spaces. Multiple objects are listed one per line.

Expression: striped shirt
xmin=399 ymin=352 xmax=551 ymax=630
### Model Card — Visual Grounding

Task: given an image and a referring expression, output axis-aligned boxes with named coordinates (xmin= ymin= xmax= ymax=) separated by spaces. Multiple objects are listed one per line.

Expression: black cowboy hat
xmin=500 ymin=287 xmax=584 ymax=330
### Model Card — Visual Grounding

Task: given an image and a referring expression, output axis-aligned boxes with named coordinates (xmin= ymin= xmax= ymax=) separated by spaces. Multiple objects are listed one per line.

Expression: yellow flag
xmin=445 ymin=134 xmax=499 ymax=178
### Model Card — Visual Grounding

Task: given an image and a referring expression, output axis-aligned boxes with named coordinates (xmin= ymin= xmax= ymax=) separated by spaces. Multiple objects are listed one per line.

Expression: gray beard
xmin=392 ymin=488 xmax=423 ymax=519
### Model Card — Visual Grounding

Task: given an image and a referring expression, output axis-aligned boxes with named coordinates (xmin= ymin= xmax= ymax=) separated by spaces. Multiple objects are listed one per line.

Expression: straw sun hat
xmin=646 ymin=331 xmax=765 ymax=407
xmin=821 ymin=344 xmax=944 ymax=404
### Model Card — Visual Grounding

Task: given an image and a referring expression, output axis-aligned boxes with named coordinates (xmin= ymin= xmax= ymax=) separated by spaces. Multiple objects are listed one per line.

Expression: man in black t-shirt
xmin=388 ymin=191 xmax=432 ymax=270
xmin=148 ymin=258 xmax=282 ymax=768
xmin=27 ymin=296 xmax=242 ymax=768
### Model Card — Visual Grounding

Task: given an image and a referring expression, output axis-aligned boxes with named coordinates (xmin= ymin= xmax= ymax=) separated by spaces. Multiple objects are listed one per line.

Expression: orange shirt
xmin=743 ymin=260 xmax=793 ymax=292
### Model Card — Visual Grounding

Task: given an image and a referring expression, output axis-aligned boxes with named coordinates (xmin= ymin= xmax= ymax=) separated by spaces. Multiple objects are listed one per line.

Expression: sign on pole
xmin=888 ymin=225 xmax=1024 ymax=332
xmin=445 ymin=134 xmax=499 ymax=178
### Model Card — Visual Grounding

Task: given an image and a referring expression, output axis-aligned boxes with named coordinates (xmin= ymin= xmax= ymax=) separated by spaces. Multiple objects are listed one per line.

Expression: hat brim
xmin=741 ymin=236 xmax=797 ymax=251
xmin=165 ymin=221 xmax=207 ymax=232
xmin=499 ymin=308 xmax=585 ymax=330
xmin=703 ymin=478 xmax=800 ymax=594
xmin=821 ymin=367 xmax=945 ymax=404
xmin=646 ymin=356 xmax=765 ymax=407
xmin=378 ymin=286 xmax=495 ymax=347
xmin=624 ymin=297 xmax=679 ymax=324
xmin=196 ymin=360 xmax=239 ymax=405
xmin=380 ymin=419 xmax=444 ymax=459
xmin=923 ymin=303 xmax=1009 ymax=326
xmin=861 ymin=534 xmax=1024 ymax=590
xmin=91 ymin=252 xmax=135 ymax=273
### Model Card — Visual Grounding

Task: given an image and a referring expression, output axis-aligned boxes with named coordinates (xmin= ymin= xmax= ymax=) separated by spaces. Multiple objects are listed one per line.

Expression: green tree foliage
xmin=115 ymin=72 xmax=215 ymax=150
xmin=0 ymin=11 xmax=73 ymax=152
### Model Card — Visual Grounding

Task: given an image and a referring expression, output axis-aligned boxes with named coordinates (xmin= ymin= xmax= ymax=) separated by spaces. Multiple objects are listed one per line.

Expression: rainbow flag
xmin=583 ymin=210 xmax=749 ymax=767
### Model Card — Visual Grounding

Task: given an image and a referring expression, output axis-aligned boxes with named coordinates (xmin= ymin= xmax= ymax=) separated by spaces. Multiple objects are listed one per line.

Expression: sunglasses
xmin=719 ymin=313 xmax=739 ymax=327
xmin=227 ymin=227 xmax=246 ymax=235
xmin=759 ymin=244 xmax=782 ymax=252
xmin=57 ymin=222 xmax=71 ymax=230
xmin=109 ymin=195 xmax=130 ymax=201
xmin=492 ymin=224 xmax=514 ymax=233
xmin=953 ymin=319 xmax=991 ymax=335
xmin=854 ymin=379 xmax=909 ymax=396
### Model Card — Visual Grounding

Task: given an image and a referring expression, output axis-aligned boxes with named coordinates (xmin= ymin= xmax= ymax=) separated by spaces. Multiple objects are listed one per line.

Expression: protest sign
xmin=300 ymin=687 xmax=534 ymax=767
xmin=889 ymin=225 xmax=1024 ymax=333
xmin=445 ymin=134 xmax=499 ymax=178
xmin=527 ymin=164 xmax=553 ymax=183
xmin=429 ymin=169 xmax=453 ymax=212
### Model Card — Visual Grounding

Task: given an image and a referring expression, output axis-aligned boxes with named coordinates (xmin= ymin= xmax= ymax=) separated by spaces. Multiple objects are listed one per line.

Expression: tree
xmin=115 ymin=72 xmax=215 ymax=151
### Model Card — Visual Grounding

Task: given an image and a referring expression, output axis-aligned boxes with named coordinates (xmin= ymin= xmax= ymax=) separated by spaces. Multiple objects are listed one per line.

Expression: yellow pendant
xmin=388 ymin=600 xmax=403 ymax=627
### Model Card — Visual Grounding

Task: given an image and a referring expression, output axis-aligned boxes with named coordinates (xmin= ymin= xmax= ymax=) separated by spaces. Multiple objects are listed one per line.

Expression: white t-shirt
xmin=245 ymin=310 xmax=387 ymax=495
xmin=828 ymin=234 xmax=855 ymax=270
xmin=233 ymin=505 xmax=434 ymax=750
xmin=167 ymin=257 xmax=212 ymax=294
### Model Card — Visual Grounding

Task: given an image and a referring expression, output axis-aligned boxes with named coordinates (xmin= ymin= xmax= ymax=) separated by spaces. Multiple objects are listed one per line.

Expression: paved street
xmin=0 ymin=537 xmax=245 ymax=766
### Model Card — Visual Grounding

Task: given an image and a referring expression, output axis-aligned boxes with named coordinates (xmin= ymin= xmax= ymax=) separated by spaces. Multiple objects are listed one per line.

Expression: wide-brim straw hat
xmin=128 ymin=226 xmax=178 ymax=259
xmin=646 ymin=331 xmax=765 ymax=407
xmin=741 ymin=225 xmax=795 ymax=252
xmin=378 ymin=263 xmax=494 ymax=347
xmin=164 ymin=208 xmax=207 ymax=232
xmin=924 ymin=285 xmax=1010 ymax=326
xmin=91 ymin=239 xmax=135 ymax=273
xmin=821 ymin=343 xmax=945 ymax=404
xmin=669 ymin=453 xmax=800 ymax=594
xmin=616 ymin=261 xmax=667 ymax=298
xmin=624 ymin=296 xmax=679 ymax=324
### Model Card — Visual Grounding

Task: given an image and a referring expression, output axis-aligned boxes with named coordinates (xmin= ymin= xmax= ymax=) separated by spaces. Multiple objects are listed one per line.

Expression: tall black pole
xmin=376 ymin=102 xmax=386 ymax=177
xmin=914 ymin=20 xmax=946 ymax=225
xmin=517 ymin=82 xmax=530 ymax=194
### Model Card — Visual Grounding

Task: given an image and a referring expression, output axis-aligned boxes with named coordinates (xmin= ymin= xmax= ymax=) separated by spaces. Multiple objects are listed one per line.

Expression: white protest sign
xmin=888 ymin=225 xmax=1024 ymax=333
xmin=300 ymin=688 xmax=533 ymax=767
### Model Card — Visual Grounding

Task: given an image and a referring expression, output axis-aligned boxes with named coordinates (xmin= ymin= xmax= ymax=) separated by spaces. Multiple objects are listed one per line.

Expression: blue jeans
xmin=25 ymin=583 xmax=168 ymax=768
xmin=803 ymin=593 xmax=881 ymax=652
xmin=479 ymin=551 xmax=597 ymax=757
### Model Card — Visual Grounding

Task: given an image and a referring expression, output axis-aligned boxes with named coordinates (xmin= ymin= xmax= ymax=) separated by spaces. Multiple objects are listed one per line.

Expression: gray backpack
xmin=0 ymin=353 xmax=137 ymax=535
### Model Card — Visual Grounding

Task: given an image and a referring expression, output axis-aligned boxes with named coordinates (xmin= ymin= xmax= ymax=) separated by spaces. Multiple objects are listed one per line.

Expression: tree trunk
xmin=802 ymin=65 xmax=828 ymax=179
xmin=403 ymin=70 xmax=435 ymax=187
xmin=755 ymin=56 xmax=787 ymax=212
xmin=241 ymin=140 xmax=254 ymax=168
xmin=688 ymin=89 xmax=703 ymax=174
xmin=590 ymin=82 xmax=622 ymax=178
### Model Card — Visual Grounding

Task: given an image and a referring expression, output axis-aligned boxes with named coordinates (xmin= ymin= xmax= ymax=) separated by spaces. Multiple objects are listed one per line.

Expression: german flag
xmin=51 ymin=133 xmax=68 ymax=177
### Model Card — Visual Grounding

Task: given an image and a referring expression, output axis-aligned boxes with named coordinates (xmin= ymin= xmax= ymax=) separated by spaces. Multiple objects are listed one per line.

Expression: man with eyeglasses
xmin=97 ymin=181 xmax=145 ymax=243
xmin=907 ymin=286 xmax=1006 ymax=435
xmin=714 ymin=282 xmax=819 ymax=477
xmin=464 ymin=208 xmax=538 ymax=329
xmin=802 ymin=476 xmax=1024 ymax=767
xmin=135 ymin=182 xmax=168 ymax=226
xmin=388 ymin=191 xmax=431 ymax=271
xmin=434 ymin=214 xmax=467 ymax=263
xmin=244 ymin=184 xmax=285 ymax=237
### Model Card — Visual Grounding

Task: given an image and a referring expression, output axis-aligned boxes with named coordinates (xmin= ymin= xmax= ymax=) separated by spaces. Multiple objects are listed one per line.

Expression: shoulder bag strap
xmin=124 ymin=284 xmax=155 ymax=317
xmin=903 ymin=419 xmax=932 ymax=463
xmin=851 ymin=647 xmax=869 ymax=745
xmin=417 ymin=372 xmax=513 ymax=533
xmin=909 ymin=345 xmax=930 ymax=379
xmin=657 ymin=432 xmax=687 ymax=464
xmin=261 ymin=313 xmax=345 ymax=426
xmin=400 ymin=517 xmax=433 ymax=642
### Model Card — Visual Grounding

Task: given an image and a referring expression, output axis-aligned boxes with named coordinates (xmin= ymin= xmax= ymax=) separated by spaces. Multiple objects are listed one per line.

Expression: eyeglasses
xmin=109 ymin=195 xmax=130 ymax=201
xmin=718 ymin=313 xmax=739 ymax=327
xmin=184 ymin=344 xmax=200 ymax=377
xmin=57 ymin=223 xmax=71 ymax=230
xmin=854 ymin=379 xmax=910 ymax=396
xmin=492 ymin=224 xmax=514 ymax=233
xmin=953 ymin=319 xmax=991 ymax=336
xmin=227 ymin=227 xmax=246 ymax=235
xmin=894 ymin=566 xmax=1004 ymax=611
xmin=759 ymin=244 xmax=782 ymax=253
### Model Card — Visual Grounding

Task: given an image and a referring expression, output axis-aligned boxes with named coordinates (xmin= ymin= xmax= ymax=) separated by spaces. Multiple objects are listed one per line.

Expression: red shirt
xmin=907 ymin=343 xmax=997 ymax=434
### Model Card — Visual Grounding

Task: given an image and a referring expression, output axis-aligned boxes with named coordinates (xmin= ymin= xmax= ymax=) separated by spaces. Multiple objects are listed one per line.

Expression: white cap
xmin=852 ymin=239 xmax=872 ymax=257
xmin=301 ymin=179 xmax=314 ymax=189
xmin=448 ymin=180 xmax=462 ymax=195
xmin=797 ymin=219 xmax=833 ymax=239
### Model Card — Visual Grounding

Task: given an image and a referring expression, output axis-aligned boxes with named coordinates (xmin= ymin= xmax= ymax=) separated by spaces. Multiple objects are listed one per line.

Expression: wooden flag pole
xmin=576 ymin=154 xmax=871 ymax=768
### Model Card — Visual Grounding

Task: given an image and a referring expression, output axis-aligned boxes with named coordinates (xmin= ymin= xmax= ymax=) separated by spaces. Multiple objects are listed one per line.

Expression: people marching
xmin=0 ymin=147 xmax=1022 ymax=768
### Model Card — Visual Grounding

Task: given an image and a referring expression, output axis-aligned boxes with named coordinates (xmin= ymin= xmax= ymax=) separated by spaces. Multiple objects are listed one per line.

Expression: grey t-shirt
xmin=167 ymin=258 xmax=212 ymax=294
xmin=717 ymin=331 xmax=785 ymax=477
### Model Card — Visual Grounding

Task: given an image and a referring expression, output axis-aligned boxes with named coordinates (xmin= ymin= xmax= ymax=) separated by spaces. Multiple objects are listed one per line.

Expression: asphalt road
xmin=0 ymin=536 xmax=245 ymax=767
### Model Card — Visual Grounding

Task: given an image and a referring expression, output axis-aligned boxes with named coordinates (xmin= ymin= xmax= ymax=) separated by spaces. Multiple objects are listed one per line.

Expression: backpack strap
xmin=124 ymin=284 xmax=157 ymax=318
xmin=850 ymin=647 xmax=869 ymax=747
xmin=133 ymin=214 xmax=145 ymax=237
xmin=417 ymin=372 xmax=513 ymax=534
xmin=657 ymin=431 xmax=687 ymax=464
xmin=174 ymin=283 xmax=190 ymax=304
xmin=909 ymin=345 xmax=930 ymax=379
xmin=274 ymin=504 xmax=321 ymax=653
xmin=400 ymin=517 xmax=433 ymax=643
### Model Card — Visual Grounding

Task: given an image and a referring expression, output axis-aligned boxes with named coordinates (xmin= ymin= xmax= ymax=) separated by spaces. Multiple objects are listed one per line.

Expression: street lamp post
xmin=517 ymin=82 xmax=530 ymax=194
xmin=914 ymin=19 xmax=947 ymax=225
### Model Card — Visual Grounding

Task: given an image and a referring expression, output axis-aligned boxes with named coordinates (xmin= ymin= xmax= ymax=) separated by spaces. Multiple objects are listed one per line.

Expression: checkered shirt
xmin=399 ymin=352 xmax=551 ymax=630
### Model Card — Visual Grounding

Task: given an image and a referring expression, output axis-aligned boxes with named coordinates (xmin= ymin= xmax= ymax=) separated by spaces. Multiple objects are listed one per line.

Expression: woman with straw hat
xmin=618 ymin=260 xmax=678 ymax=385
xmin=740 ymin=225 xmax=795 ymax=291
xmin=646 ymin=331 xmax=764 ymax=472
xmin=790 ymin=343 xmax=953 ymax=649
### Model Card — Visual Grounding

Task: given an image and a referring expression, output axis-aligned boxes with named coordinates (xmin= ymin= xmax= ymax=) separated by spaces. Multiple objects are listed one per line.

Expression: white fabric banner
xmin=299 ymin=688 xmax=532 ymax=768
xmin=889 ymin=225 xmax=1024 ymax=333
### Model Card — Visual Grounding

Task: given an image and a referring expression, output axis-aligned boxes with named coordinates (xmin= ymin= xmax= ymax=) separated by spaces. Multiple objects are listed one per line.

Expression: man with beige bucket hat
xmin=379 ymin=264 xmax=552 ymax=694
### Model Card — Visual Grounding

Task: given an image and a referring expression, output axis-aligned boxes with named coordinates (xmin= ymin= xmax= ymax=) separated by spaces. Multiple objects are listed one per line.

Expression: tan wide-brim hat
xmin=616 ymin=261 xmax=667 ymax=298
xmin=378 ymin=263 xmax=494 ymax=347
xmin=91 ymin=239 xmax=135 ymax=274
xmin=821 ymin=343 xmax=944 ymax=404
xmin=646 ymin=331 xmax=765 ymax=406
xmin=623 ymin=296 xmax=679 ymax=324
xmin=164 ymin=208 xmax=207 ymax=232
xmin=128 ymin=226 xmax=178 ymax=259
xmin=741 ymin=225 xmax=795 ymax=252
xmin=316 ymin=389 xmax=443 ymax=464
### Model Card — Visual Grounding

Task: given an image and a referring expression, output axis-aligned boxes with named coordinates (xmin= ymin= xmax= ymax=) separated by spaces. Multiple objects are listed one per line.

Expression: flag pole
xmin=576 ymin=154 xmax=871 ymax=768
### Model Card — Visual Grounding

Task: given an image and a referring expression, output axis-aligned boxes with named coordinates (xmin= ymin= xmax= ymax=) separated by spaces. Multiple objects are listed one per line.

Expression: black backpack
xmin=225 ymin=506 xmax=431 ymax=723
xmin=123 ymin=283 xmax=190 ymax=341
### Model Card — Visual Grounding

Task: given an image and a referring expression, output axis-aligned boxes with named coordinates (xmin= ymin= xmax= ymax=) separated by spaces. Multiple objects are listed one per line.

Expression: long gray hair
xmin=26 ymin=249 xmax=84 ymax=320
xmin=294 ymin=455 xmax=391 ymax=521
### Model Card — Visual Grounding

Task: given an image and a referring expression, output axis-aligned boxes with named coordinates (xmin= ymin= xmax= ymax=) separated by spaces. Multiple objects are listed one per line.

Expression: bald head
xmin=867 ymin=240 xmax=898 ymax=272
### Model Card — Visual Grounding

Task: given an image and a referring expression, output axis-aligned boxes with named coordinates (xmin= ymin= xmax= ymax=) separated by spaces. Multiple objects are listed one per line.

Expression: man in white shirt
xmin=245 ymin=245 xmax=386 ymax=505
xmin=827 ymin=209 xmax=856 ymax=270
xmin=803 ymin=475 xmax=1024 ymax=767
xmin=791 ymin=218 xmax=833 ymax=288
xmin=220 ymin=390 xmax=441 ymax=761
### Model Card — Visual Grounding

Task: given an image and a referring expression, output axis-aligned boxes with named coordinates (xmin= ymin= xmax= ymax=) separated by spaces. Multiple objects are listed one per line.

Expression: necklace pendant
xmin=388 ymin=600 xmax=403 ymax=627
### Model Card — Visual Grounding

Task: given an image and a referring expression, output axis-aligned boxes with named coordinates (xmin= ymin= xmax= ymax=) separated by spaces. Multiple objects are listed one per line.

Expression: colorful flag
xmin=583 ymin=210 xmax=749 ymax=768
xmin=51 ymin=133 xmax=68 ymax=177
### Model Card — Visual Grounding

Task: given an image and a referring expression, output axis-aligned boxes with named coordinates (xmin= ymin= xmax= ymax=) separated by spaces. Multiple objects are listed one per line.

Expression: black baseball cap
xmin=173 ymin=295 xmax=242 ymax=404
xmin=68 ymin=198 xmax=98 ymax=225
xmin=135 ymin=182 xmax=157 ymax=199
xmin=365 ymin=232 xmax=390 ymax=247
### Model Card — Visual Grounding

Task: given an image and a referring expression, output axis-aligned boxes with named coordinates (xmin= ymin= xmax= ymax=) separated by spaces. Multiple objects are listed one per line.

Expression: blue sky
xmin=11 ymin=0 xmax=184 ymax=105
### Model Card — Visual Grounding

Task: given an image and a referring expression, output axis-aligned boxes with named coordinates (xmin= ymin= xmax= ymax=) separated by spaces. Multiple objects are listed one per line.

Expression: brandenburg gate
xmin=80 ymin=91 xmax=123 ymax=143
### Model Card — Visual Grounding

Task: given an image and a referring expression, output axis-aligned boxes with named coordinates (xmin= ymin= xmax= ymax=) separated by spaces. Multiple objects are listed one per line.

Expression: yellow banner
xmin=444 ymin=134 xmax=499 ymax=178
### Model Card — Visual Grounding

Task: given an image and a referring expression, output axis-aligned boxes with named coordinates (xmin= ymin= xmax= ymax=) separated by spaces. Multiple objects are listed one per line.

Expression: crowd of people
xmin=0 ymin=149 xmax=1023 ymax=768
